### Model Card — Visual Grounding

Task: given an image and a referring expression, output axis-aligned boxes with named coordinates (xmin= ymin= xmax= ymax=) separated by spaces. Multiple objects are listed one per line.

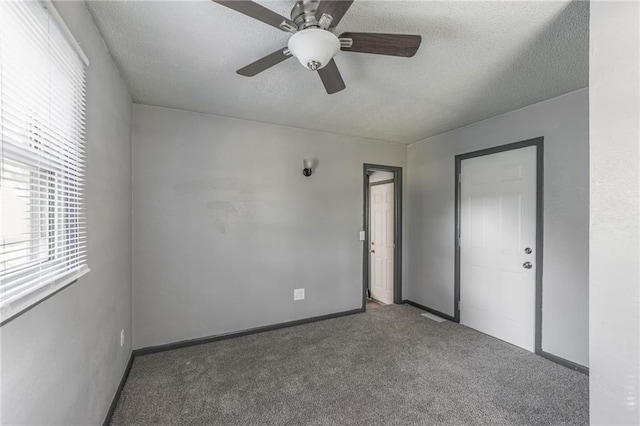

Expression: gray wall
xmin=407 ymin=88 xmax=589 ymax=367
xmin=132 ymin=105 xmax=407 ymax=350
xmin=589 ymin=1 xmax=639 ymax=423
xmin=0 ymin=2 xmax=133 ymax=424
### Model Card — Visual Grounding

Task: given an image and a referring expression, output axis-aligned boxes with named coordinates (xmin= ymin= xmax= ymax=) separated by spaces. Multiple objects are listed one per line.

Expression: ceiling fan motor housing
xmin=291 ymin=0 xmax=320 ymax=29
xmin=288 ymin=28 xmax=340 ymax=71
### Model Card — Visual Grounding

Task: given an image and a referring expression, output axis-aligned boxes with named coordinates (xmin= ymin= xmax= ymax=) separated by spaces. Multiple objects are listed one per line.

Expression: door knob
xmin=524 ymin=247 xmax=532 ymax=254
xmin=523 ymin=261 xmax=533 ymax=269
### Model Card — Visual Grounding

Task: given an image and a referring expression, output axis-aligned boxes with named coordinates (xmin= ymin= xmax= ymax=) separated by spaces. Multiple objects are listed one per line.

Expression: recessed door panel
xmin=500 ymin=193 xmax=522 ymax=254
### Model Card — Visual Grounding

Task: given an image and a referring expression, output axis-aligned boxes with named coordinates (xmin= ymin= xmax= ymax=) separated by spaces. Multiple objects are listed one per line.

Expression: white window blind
xmin=0 ymin=0 xmax=89 ymax=324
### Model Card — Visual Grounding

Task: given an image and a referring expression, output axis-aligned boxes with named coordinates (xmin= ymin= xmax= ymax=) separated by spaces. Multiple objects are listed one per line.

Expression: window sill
xmin=0 ymin=266 xmax=91 ymax=326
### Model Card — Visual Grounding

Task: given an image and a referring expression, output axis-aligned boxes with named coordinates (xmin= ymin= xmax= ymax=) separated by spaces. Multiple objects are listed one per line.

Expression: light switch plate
xmin=359 ymin=231 xmax=366 ymax=241
xmin=294 ymin=288 xmax=305 ymax=301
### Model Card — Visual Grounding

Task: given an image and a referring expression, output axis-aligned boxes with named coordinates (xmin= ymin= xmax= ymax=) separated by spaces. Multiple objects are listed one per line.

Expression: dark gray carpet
xmin=111 ymin=305 xmax=588 ymax=425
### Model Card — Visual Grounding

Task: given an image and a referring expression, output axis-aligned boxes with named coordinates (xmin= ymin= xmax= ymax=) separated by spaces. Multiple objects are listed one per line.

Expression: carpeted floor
xmin=111 ymin=304 xmax=588 ymax=425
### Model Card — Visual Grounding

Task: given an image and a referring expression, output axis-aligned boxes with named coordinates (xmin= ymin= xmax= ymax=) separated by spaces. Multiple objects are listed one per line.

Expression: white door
xmin=460 ymin=146 xmax=537 ymax=351
xmin=370 ymin=182 xmax=394 ymax=305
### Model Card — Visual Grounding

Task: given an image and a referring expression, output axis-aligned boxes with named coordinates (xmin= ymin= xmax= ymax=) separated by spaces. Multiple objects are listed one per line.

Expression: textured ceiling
xmin=85 ymin=0 xmax=588 ymax=144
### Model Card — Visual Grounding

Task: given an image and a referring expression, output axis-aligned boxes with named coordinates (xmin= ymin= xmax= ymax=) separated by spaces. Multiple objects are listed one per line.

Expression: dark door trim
xmin=363 ymin=164 xmax=403 ymax=309
xmin=455 ymin=138 xmax=545 ymax=347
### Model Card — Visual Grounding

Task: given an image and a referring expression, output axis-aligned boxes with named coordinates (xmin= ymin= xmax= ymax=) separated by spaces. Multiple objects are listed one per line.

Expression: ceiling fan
xmin=213 ymin=0 xmax=422 ymax=94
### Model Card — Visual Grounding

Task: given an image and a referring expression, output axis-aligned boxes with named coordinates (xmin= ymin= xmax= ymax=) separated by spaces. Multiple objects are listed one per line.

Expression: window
xmin=0 ymin=0 xmax=89 ymax=324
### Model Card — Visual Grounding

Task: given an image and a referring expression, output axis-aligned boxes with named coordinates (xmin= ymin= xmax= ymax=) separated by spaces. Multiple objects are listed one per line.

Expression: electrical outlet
xmin=294 ymin=288 xmax=305 ymax=301
xmin=120 ymin=329 xmax=125 ymax=347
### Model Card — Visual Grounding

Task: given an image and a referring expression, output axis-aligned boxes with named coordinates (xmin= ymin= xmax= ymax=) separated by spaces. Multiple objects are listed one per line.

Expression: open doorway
xmin=362 ymin=164 xmax=403 ymax=311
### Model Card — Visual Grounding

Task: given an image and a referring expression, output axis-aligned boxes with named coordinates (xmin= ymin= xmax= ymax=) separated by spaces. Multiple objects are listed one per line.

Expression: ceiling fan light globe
xmin=287 ymin=28 xmax=340 ymax=71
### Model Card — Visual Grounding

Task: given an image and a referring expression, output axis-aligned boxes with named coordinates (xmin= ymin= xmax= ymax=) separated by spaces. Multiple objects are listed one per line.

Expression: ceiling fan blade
xmin=237 ymin=48 xmax=292 ymax=76
xmin=318 ymin=59 xmax=345 ymax=94
xmin=214 ymin=1 xmax=297 ymax=32
xmin=339 ymin=32 xmax=422 ymax=57
xmin=315 ymin=0 xmax=354 ymax=29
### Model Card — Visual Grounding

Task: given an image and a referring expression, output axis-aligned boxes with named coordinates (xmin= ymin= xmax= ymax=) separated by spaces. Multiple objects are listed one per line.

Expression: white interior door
xmin=460 ymin=146 xmax=537 ymax=351
xmin=370 ymin=182 xmax=394 ymax=305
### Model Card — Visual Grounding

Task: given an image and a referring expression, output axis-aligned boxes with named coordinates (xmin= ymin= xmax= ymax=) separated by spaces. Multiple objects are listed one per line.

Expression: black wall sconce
xmin=303 ymin=159 xmax=313 ymax=177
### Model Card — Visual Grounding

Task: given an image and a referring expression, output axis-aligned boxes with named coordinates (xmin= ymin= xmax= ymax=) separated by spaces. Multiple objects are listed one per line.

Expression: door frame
xmin=363 ymin=164 xmax=403 ymax=310
xmin=454 ymin=137 xmax=544 ymax=352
